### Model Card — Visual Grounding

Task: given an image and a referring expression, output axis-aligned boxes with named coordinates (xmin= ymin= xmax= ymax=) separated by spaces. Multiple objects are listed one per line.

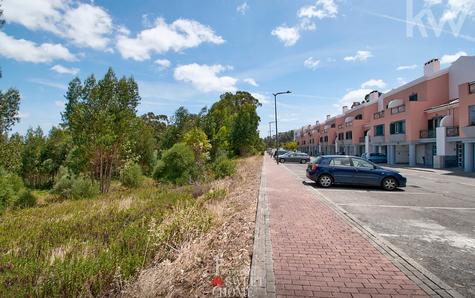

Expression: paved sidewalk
xmin=263 ymin=156 xmax=429 ymax=298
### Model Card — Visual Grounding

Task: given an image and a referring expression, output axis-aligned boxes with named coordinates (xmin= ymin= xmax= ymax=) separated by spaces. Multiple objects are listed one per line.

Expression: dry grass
xmin=121 ymin=155 xmax=262 ymax=297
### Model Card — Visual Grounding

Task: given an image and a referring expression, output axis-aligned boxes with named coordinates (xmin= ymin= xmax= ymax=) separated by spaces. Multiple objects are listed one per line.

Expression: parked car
xmin=306 ymin=155 xmax=406 ymax=191
xmin=278 ymin=152 xmax=311 ymax=164
xmin=361 ymin=152 xmax=388 ymax=164
xmin=273 ymin=149 xmax=288 ymax=160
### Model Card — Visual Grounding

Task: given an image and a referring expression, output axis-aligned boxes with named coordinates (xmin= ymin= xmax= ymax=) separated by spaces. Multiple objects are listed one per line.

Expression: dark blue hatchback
xmin=306 ymin=155 xmax=407 ymax=191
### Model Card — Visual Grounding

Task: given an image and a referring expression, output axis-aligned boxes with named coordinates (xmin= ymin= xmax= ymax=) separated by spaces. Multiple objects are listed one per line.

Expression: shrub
xmin=51 ymin=174 xmax=99 ymax=200
xmin=120 ymin=163 xmax=144 ymax=188
xmin=71 ymin=176 xmax=99 ymax=199
xmin=51 ymin=175 xmax=73 ymax=199
xmin=153 ymin=143 xmax=197 ymax=185
xmin=0 ymin=169 xmax=25 ymax=212
xmin=14 ymin=190 xmax=37 ymax=209
xmin=211 ymin=156 xmax=236 ymax=178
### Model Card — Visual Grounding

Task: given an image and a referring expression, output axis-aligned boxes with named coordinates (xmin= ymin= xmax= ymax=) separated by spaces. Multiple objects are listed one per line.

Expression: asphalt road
xmin=281 ymin=162 xmax=475 ymax=297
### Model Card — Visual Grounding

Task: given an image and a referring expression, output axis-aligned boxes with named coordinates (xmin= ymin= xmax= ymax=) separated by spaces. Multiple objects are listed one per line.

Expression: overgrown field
xmin=0 ymin=179 xmax=224 ymax=297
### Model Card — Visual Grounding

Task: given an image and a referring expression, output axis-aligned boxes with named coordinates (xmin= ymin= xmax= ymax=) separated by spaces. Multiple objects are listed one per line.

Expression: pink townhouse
xmin=296 ymin=55 xmax=475 ymax=172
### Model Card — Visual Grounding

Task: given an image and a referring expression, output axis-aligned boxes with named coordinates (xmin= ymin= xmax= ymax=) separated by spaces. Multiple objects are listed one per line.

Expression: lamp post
xmin=268 ymin=121 xmax=274 ymax=148
xmin=273 ymin=90 xmax=292 ymax=164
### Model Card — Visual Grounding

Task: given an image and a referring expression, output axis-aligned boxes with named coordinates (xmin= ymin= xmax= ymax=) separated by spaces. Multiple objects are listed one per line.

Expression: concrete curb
xmin=248 ymin=158 xmax=276 ymax=298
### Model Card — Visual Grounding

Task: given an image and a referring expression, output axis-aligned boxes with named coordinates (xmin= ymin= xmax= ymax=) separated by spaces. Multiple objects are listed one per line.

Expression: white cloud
xmin=18 ymin=112 xmax=30 ymax=119
xmin=304 ymin=57 xmax=321 ymax=70
xmin=3 ymin=0 xmax=113 ymax=50
xmin=28 ymin=78 xmax=67 ymax=90
xmin=55 ymin=100 xmax=66 ymax=108
xmin=397 ymin=77 xmax=408 ymax=86
xmin=361 ymin=79 xmax=386 ymax=89
xmin=174 ymin=64 xmax=237 ymax=93
xmin=344 ymin=50 xmax=373 ymax=62
xmin=237 ymin=2 xmax=250 ymax=15
xmin=251 ymin=92 xmax=270 ymax=104
xmin=61 ymin=4 xmax=113 ymax=50
xmin=117 ymin=18 xmax=224 ymax=61
xmin=154 ymin=59 xmax=171 ymax=70
xmin=0 ymin=32 xmax=76 ymax=63
xmin=244 ymin=78 xmax=258 ymax=87
xmin=271 ymin=25 xmax=300 ymax=47
xmin=396 ymin=64 xmax=418 ymax=70
xmin=51 ymin=64 xmax=79 ymax=75
xmin=337 ymin=88 xmax=373 ymax=109
xmin=440 ymin=51 xmax=467 ymax=64
xmin=298 ymin=0 xmax=338 ymax=19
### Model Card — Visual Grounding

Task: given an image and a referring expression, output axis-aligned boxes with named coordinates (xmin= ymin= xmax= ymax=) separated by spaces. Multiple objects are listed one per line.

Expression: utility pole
xmin=273 ymin=91 xmax=292 ymax=164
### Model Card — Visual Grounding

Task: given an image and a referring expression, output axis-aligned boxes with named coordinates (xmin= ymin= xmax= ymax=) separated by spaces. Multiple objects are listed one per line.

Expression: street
xmin=282 ymin=162 xmax=475 ymax=297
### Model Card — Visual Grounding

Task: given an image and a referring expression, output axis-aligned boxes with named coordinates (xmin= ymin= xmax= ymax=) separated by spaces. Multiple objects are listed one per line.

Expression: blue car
xmin=361 ymin=152 xmax=387 ymax=164
xmin=306 ymin=155 xmax=406 ymax=191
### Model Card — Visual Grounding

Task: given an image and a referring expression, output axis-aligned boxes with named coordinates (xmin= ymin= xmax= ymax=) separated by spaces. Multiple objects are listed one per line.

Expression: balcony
xmin=420 ymin=130 xmax=435 ymax=139
xmin=359 ymin=137 xmax=365 ymax=143
xmin=446 ymin=126 xmax=459 ymax=137
xmin=373 ymin=111 xmax=384 ymax=119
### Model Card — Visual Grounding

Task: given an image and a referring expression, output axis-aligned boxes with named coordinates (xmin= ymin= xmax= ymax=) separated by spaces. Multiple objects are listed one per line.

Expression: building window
xmin=324 ymin=136 xmax=328 ymax=142
xmin=374 ymin=124 xmax=384 ymax=136
xmin=409 ymin=93 xmax=418 ymax=101
xmin=469 ymin=105 xmax=475 ymax=126
xmin=373 ymin=111 xmax=384 ymax=119
xmin=338 ymin=124 xmax=343 ymax=129
xmin=331 ymin=123 xmax=336 ymax=128
xmin=355 ymin=114 xmax=363 ymax=120
xmin=391 ymin=105 xmax=406 ymax=114
xmin=468 ymin=82 xmax=475 ymax=94
xmin=345 ymin=131 xmax=353 ymax=140
xmin=338 ymin=133 xmax=344 ymax=140
xmin=390 ymin=120 xmax=406 ymax=135
xmin=345 ymin=122 xmax=353 ymax=128
xmin=320 ymin=137 xmax=323 ymax=142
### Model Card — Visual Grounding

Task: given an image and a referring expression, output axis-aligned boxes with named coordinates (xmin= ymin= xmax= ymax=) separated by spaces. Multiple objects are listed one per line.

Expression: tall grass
xmin=0 ymin=180 xmax=214 ymax=297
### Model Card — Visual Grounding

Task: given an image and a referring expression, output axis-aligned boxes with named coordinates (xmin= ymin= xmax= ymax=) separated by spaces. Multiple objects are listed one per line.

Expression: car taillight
xmin=311 ymin=164 xmax=318 ymax=172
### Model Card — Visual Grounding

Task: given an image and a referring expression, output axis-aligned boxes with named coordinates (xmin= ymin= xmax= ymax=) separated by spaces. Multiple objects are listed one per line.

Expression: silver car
xmin=278 ymin=152 xmax=311 ymax=164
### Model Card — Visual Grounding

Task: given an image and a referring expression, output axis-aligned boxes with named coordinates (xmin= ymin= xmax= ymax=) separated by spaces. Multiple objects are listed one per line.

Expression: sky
xmin=0 ymin=0 xmax=474 ymax=138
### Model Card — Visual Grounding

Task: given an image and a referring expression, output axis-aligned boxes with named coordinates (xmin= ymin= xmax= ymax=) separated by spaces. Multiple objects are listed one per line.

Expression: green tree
xmin=0 ymin=133 xmax=23 ymax=174
xmin=160 ymin=107 xmax=199 ymax=151
xmin=131 ymin=118 xmax=157 ymax=175
xmin=21 ymin=127 xmax=47 ymax=188
xmin=63 ymin=68 xmax=140 ymax=193
xmin=284 ymin=141 xmax=297 ymax=151
xmin=0 ymin=89 xmax=20 ymax=135
xmin=153 ymin=143 xmax=197 ymax=185
xmin=205 ymin=91 xmax=261 ymax=157
xmin=183 ymin=127 xmax=211 ymax=165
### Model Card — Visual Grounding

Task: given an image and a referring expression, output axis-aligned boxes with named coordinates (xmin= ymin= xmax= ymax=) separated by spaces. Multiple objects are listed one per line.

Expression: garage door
xmin=396 ymin=145 xmax=409 ymax=164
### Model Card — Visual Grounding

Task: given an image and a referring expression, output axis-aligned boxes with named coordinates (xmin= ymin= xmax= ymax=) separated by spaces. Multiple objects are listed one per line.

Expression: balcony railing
xmin=373 ymin=111 xmax=384 ymax=119
xmin=359 ymin=137 xmax=365 ymax=143
xmin=420 ymin=130 xmax=435 ymax=138
xmin=391 ymin=105 xmax=406 ymax=115
xmin=447 ymin=126 xmax=459 ymax=137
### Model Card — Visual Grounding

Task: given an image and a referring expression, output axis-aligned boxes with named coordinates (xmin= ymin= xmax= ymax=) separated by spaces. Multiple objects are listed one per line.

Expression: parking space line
xmin=337 ymin=203 xmax=475 ymax=210
xmin=319 ymin=189 xmax=431 ymax=195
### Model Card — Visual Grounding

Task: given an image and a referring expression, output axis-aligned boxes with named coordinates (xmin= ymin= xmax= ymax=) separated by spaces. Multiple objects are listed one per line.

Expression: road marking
xmin=319 ymin=189 xmax=430 ymax=195
xmin=337 ymin=203 xmax=475 ymax=210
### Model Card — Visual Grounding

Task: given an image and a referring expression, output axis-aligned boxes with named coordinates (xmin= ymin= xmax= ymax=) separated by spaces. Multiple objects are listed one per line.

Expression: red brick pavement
xmin=264 ymin=156 xmax=429 ymax=298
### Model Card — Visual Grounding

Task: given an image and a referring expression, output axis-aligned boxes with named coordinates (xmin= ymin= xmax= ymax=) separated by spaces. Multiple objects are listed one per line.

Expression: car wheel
xmin=280 ymin=158 xmax=285 ymax=163
xmin=382 ymin=177 xmax=398 ymax=191
xmin=300 ymin=159 xmax=307 ymax=164
xmin=318 ymin=174 xmax=333 ymax=188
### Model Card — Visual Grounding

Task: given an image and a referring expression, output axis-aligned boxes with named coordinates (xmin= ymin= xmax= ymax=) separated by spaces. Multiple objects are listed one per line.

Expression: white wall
xmin=449 ymin=56 xmax=475 ymax=100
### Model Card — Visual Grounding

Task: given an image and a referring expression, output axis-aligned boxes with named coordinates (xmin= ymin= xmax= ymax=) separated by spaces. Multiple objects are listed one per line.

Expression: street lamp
xmin=273 ymin=90 xmax=292 ymax=164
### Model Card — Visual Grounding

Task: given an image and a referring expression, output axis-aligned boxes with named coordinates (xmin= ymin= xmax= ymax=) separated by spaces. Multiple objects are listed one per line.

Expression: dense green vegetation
xmin=0 ymin=62 xmax=263 ymax=295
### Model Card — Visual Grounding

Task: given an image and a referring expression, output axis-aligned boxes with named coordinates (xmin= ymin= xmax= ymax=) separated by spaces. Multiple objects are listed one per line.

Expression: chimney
xmin=326 ymin=114 xmax=330 ymax=120
xmin=315 ymin=120 xmax=320 ymax=125
xmin=424 ymin=58 xmax=440 ymax=76
xmin=342 ymin=106 xmax=348 ymax=113
xmin=369 ymin=90 xmax=380 ymax=102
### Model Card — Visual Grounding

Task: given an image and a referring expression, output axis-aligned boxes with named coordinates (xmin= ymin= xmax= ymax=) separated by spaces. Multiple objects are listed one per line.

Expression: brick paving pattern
xmin=264 ymin=156 xmax=429 ymax=298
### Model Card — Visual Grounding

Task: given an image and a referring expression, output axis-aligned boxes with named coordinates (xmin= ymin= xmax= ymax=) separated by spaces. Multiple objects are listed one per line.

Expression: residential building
xmin=295 ymin=56 xmax=475 ymax=172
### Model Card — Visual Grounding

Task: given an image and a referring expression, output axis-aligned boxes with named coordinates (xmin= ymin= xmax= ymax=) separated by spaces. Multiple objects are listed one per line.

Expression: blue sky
xmin=0 ymin=0 xmax=474 ymax=137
